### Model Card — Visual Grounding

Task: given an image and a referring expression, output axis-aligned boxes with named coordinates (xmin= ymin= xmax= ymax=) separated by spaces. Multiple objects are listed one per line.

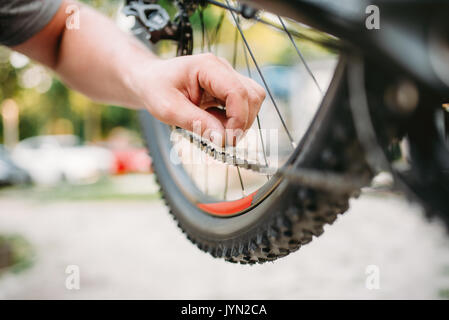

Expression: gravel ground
xmin=0 ymin=187 xmax=449 ymax=299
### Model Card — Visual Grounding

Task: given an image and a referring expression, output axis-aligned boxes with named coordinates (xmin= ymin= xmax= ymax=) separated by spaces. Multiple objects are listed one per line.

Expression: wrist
xmin=118 ymin=43 xmax=161 ymax=110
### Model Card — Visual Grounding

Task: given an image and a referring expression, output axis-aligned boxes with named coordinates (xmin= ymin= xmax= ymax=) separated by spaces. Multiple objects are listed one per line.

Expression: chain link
xmin=174 ymin=129 xmax=277 ymax=175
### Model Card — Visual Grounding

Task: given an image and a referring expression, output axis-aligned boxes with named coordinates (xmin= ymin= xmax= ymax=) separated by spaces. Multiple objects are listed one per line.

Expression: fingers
xmin=217 ymin=56 xmax=266 ymax=130
xmin=199 ymin=91 xmax=225 ymax=109
xmin=196 ymin=53 xmax=265 ymax=144
xmin=196 ymin=54 xmax=249 ymax=130
xmin=216 ymin=55 xmax=266 ymax=130
xmin=149 ymin=53 xmax=266 ymax=147
xmin=237 ymin=74 xmax=266 ymax=130
xmin=157 ymin=90 xmax=226 ymax=146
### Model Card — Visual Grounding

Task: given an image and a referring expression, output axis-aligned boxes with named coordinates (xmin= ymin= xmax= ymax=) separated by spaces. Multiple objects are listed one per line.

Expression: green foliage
xmin=0 ymin=234 xmax=34 ymax=275
xmin=102 ymin=105 xmax=140 ymax=134
xmin=190 ymin=5 xmax=222 ymax=31
xmin=439 ymin=288 xmax=449 ymax=299
xmin=0 ymin=1 xmax=140 ymax=143
xmin=80 ymin=0 xmax=122 ymax=14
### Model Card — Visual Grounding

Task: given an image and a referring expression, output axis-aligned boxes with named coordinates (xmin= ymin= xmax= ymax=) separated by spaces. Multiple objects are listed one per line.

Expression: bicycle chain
xmin=174 ymin=128 xmax=372 ymax=193
xmin=174 ymin=129 xmax=277 ymax=175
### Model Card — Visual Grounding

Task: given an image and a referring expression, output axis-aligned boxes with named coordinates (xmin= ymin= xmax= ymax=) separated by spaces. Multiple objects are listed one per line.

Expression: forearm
xmin=15 ymin=1 xmax=155 ymax=109
xmin=57 ymin=3 xmax=157 ymax=108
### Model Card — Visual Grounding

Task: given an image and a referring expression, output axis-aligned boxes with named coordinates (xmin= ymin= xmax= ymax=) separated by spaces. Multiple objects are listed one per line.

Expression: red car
xmin=111 ymin=148 xmax=153 ymax=175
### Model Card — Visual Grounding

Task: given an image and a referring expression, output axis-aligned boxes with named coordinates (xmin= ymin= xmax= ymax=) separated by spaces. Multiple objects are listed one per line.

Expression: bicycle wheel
xmin=133 ymin=0 xmax=372 ymax=264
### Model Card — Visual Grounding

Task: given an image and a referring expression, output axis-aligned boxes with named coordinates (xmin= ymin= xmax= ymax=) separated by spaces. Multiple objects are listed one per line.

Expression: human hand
xmin=132 ymin=53 xmax=266 ymax=146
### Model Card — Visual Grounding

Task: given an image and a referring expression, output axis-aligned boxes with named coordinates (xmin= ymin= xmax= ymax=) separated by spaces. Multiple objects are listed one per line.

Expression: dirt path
xmin=0 ymin=192 xmax=448 ymax=299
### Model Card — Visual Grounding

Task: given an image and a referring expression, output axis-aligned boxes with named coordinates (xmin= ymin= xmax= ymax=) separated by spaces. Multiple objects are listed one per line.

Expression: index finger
xmin=195 ymin=54 xmax=250 ymax=143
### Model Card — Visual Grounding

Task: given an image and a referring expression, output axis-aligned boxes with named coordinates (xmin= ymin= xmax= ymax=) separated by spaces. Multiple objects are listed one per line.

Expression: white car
xmin=11 ymin=135 xmax=114 ymax=186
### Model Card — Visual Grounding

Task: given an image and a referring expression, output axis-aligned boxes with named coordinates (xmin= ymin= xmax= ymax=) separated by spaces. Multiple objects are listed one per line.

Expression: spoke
xmin=232 ymin=25 xmax=239 ymax=68
xmin=225 ymin=0 xmax=296 ymax=148
xmin=241 ymin=38 xmax=270 ymax=179
xmin=205 ymin=157 xmax=209 ymax=195
xmin=220 ymin=14 xmax=241 ymax=202
xmin=199 ymin=8 xmax=206 ymax=52
xmin=241 ymin=42 xmax=252 ymax=78
xmin=231 ymin=17 xmax=246 ymax=198
xmin=236 ymin=166 xmax=246 ymax=197
xmin=223 ymin=165 xmax=229 ymax=200
xmin=206 ymin=0 xmax=236 ymax=12
xmin=278 ymin=16 xmax=323 ymax=94
xmin=199 ymin=7 xmax=212 ymax=196
xmin=191 ymin=151 xmax=196 ymax=185
xmin=205 ymin=0 xmax=341 ymax=50
xmin=256 ymin=116 xmax=270 ymax=180
xmin=199 ymin=8 xmax=212 ymax=52
xmin=189 ymin=140 xmax=193 ymax=180
xmin=255 ymin=17 xmax=340 ymax=51
xmin=211 ymin=11 xmax=225 ymax=52
xmin=189 ymin=134 xmax=195 ymax=181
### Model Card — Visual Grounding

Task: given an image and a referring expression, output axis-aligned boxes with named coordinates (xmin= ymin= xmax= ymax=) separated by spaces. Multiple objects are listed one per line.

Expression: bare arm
xmin=11 ymin=0 xmax=265 ymax=145
xmin=13 ymin=1 xmax=164 ymax=110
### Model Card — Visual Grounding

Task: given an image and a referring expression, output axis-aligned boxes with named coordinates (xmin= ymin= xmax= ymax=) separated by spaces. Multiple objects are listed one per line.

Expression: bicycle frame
xmin=247 ymin=0 xmax=449 ymax=97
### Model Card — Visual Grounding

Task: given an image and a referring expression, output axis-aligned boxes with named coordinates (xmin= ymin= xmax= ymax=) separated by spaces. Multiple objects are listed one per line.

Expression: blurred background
xmin=0 ymin=0 xmax=449 ymax=299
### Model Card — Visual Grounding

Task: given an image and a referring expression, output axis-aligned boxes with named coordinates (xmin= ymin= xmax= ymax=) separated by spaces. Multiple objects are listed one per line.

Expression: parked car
xmin=0 ymin=145 xmax=31 ymax=187
xmin=110 ymin=148 xmax=152 ymax=175
xmin=11 ymin=135 xmax=114 ymax=186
